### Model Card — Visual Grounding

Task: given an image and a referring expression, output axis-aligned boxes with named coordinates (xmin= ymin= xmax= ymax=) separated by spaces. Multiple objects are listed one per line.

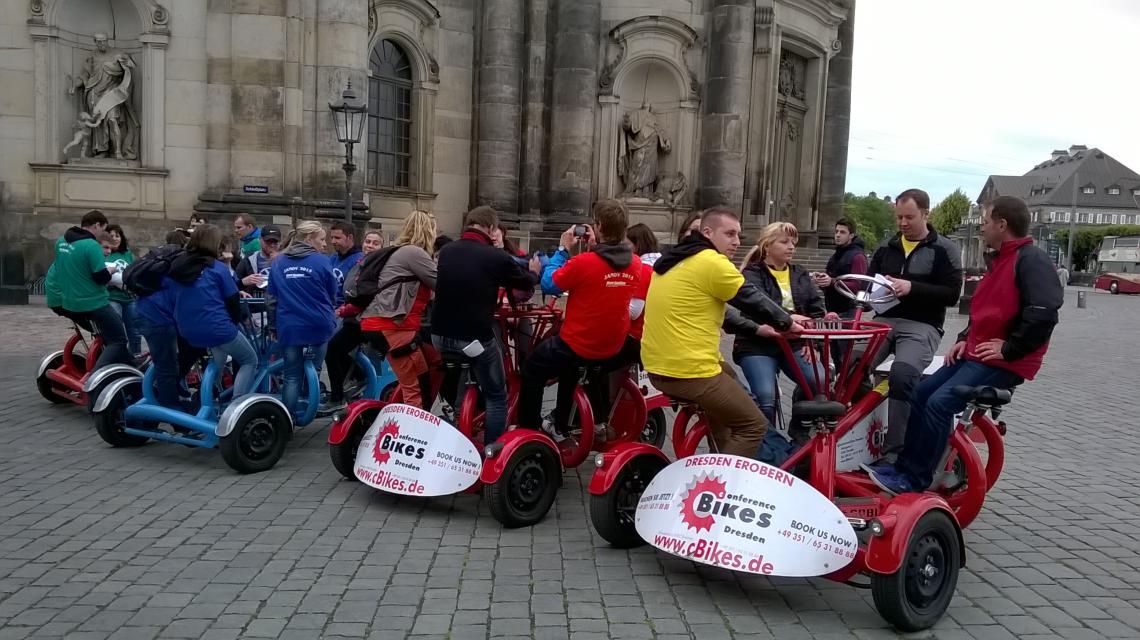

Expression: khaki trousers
xmin=649 ymin=362 xmax=768 ymax=457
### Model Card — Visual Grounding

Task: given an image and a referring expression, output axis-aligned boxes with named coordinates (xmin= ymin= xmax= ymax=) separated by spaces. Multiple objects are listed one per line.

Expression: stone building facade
xmin=0 ymin=0 xmax=853 ymax=284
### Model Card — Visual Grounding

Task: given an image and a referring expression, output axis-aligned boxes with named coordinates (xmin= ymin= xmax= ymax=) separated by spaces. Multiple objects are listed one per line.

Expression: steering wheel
xmin=831 ymin=274 xmax=899 ymax=307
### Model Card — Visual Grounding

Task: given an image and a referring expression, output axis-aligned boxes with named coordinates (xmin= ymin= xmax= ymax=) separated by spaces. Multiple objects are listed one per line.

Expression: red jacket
xmin=963 ymin=237 xmax=1063 ymax=380
xmin=553 ymin=246 xmax=641 ymax=360
xmin=629 ymin=261 xmax=654 ymax=340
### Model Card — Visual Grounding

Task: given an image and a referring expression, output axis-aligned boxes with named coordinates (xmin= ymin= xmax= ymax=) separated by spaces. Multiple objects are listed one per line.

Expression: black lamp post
xmin=328 ymin=80 xmax=368 ymax=224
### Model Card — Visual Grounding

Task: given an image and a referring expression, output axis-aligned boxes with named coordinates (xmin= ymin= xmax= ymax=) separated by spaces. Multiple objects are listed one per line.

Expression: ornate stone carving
xmin=687 ymin=68 xmax=701 ymax=100
xmin=598 ymin=43 xmax=625 ymax=95
xmin=66 ymin=34 xmax=140 ymax=161
xmin=756 ymin=6 xmax=774 ymax=25
xmin=618 ymin=102 xmax=671 ymax=199
xmin=152 ymin=5 xmax=169 ymax=26
xmin=655 ymin=171 xmax=687 ymax=206
xmin=830 ymin=38 xmax=842 ymax=54
xmin=28 ymin=0 xmax=45 ymax=24
xmin=778 ymin=51 xmax=806 ymax=100
xmin=786 ymin=122 xmax=799 ymax=142
xmin=368 ymin=6 xmax=377 ymax=36
xmin=426 ymin=52 xmax=439 ymax=82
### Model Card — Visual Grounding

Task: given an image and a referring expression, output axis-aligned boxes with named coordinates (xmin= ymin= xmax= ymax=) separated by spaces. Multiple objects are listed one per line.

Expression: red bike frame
xmin=44 ymin=326 xmax=103 ymax=405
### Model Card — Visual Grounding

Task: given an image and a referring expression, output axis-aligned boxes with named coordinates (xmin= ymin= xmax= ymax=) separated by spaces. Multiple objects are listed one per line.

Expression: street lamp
xmin=329 ymin=80 xmax=368 ymax=224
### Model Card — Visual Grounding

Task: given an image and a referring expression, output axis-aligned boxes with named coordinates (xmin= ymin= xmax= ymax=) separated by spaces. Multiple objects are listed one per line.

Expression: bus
xmin=1093 ymin=235 xmax=1140 ymax=294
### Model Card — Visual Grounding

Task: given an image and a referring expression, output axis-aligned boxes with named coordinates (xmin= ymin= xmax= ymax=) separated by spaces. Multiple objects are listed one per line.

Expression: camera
xmin=573 ymin=224 xmax=587 ymax=238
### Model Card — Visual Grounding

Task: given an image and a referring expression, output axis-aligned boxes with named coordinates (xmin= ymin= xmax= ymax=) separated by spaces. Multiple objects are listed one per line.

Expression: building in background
xmin=977 ymin=145 xmax=1140 ymax=263
xmin=0 ymin=0 xmax=854 ymax=287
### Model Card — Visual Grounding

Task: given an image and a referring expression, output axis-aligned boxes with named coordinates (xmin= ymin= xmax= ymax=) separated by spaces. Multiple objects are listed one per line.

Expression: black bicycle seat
xmin=792 ymin=400 xmax=847 ymax=420
xmin=952 ymin=385 xmax=1013 ymax=407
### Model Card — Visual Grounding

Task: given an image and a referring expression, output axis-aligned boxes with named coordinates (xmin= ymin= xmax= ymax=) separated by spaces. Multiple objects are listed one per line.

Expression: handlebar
xmin=831 ymin=273 xmax=899 ymax=307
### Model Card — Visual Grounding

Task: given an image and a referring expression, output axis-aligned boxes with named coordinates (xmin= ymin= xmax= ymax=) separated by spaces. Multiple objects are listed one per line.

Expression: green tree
xmin=930 ymin=188 xmax=972 ymax=236
xmin=1054 ymin=224 xmax=1140 ymax=271
xmin=842 ymin=192 xmax=895 ymax=248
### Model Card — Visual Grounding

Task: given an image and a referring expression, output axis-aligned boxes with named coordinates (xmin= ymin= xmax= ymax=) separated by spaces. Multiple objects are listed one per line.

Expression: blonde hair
xmin=740 ymin=221 xmax=799 ymax=269
xmin=395 ymin=210 xmax=437 ymax=254
xmin=284 ymin=219 xmax=324 ymax=250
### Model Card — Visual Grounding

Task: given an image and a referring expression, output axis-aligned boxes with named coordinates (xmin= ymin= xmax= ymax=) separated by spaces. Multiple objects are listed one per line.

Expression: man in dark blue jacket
xmin=328 ymin=221 xmax=364 ymax=306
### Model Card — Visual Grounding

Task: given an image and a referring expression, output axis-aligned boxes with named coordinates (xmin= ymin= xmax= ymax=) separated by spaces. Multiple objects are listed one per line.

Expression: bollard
xmin=1077 ymin=290 xmax=1086 ymax=309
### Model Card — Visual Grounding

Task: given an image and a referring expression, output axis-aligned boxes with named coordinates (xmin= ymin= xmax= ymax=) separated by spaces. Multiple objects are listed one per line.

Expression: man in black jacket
xmin=431 ymin=206 xmax=542 ymax=445
xmin=868 ymin=188 xmax=963 ymax=455
xmin=813 ymin=217 xmax=868 ymax=318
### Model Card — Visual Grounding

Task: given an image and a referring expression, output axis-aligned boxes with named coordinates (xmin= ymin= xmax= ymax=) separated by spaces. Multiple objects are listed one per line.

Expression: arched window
xmin=367 ymin=39 xmax=413 ymax=188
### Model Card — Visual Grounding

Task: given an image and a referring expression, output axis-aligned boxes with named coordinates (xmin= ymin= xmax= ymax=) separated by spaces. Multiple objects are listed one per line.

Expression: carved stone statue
xmin=66 ymin=33 xmax=139 ymax=161
xmin=655 ymin=172 xmax=687 ymax=207
xmin=618 ymin=102 xmax=671 ymax=199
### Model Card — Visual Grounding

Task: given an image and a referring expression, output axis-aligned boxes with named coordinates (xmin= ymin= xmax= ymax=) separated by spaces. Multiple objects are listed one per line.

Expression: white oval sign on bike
xmin=635 ymin=454 xmax=857 ymax=577
xmin=354 ymin=403 xmax=482 ymax=496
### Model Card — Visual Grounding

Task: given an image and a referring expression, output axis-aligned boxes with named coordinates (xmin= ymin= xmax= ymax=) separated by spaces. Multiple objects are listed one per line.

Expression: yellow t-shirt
xmin=767 ymin=265 xmax=795 ymax=311
xmin=900 ymin=236 xmax=920 ymax=257
xmin=642 ymin=249 xmax=744 ymax=379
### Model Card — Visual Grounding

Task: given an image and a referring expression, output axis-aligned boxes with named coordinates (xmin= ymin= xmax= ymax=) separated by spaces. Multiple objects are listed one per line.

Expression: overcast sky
xmin=845 ymin=0 xmax=1140 ymax=205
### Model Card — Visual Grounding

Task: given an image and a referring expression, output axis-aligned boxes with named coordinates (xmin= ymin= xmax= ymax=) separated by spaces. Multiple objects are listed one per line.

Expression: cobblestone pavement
xmin=1 ymin=289 xmax=1138 ymax=640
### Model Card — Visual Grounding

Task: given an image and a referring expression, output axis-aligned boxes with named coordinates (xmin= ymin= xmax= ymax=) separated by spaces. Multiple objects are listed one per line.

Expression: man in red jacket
xmin=865 ymin=195 xmax=1063 ymax=494
xmin=517 ymin=199 xmax=642 ymax=439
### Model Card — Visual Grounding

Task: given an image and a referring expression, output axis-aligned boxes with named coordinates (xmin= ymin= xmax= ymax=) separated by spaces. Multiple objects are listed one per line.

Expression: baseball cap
xmin=261 ymin=225 xmax=281 ymax=242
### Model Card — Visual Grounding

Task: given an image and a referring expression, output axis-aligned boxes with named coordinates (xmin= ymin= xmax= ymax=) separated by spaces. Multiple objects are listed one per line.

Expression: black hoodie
xmin=654 ymin=234 xmax=794 ymax=332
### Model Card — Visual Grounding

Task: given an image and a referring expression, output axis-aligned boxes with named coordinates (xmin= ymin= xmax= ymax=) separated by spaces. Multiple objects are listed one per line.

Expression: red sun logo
xmin=867 ymin=417 xmax=886 ymax=459
xmin=371 ymin=419 xmax=401 ymax=465
xmin=679 ymin=473 xmax=727 ymax=533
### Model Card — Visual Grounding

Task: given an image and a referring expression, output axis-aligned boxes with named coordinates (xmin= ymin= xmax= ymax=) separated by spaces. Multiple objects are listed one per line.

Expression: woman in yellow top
xmin=731 ymin=222 xmax=836 ymax=462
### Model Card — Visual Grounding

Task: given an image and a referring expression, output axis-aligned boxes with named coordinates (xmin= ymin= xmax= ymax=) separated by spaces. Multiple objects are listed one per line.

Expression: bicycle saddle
xmin=952 ymin=385 xmax=1013 ymax=407
xmin=792 ymin=400 xmax=847 ymax=420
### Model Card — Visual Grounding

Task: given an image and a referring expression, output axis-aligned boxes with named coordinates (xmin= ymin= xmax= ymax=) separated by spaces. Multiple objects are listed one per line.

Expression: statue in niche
xmin=66 ymin=33 xmax=140 ymax=161
xmin=618 ymin=102 xmax=672 ymax=199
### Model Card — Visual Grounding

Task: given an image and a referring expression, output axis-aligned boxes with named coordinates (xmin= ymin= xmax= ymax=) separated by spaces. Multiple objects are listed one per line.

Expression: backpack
xmin=348 ymin=245 xmax=418 ymax=308
xmin=124 ymin=244 xmax=185 ymax=297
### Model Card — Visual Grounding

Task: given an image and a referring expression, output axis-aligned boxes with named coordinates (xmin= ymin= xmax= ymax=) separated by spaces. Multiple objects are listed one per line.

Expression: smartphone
xmin=573 ymin=224 xmax=587 ymax=238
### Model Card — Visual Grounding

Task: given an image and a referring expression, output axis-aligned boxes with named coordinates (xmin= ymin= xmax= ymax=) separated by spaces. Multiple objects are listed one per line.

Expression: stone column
xmin=697 ymin=0 xmax=755 ymax=213
xmin=28 ymin=25 xmax=58 ymax=164
xmin=817 ymin=5 xmax=855 ymax=245
xmin=475 ymin=0 xmax=526 ymax=220
xmin=519 ymin=0 xmax=550 ymax=220
xmin=547 ymin=0 xmax=600 ymax=219
xmin=283 ymin=3 xmax=305 ymax=196
xmin=139 ymin=34 xmax=169 ymax=169
xmin=313 ymin=0 xmax=369 ymax=200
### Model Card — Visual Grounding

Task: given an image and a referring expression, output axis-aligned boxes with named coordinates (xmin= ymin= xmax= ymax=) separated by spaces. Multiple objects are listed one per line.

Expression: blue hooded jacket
xmin=329 ymin=247 xmax=364 ymax=305
xmin=269 ymin=242 xmax=338 ymax=347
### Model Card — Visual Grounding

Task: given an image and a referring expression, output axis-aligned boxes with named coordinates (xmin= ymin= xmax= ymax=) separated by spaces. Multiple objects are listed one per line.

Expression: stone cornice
xmin=780 ymin=0 xmax=850 ymax=28
xmin=372 ymin=0 xmax=440 ymax=25
xmin=611 ymin=15 xmax=698 ymax=50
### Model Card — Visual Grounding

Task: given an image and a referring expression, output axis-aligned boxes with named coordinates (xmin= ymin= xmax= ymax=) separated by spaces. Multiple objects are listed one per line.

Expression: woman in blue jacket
xmin=169 ymin=225 xmax=257 ymax=399
xmin=269 ymin=220 xmax=338 ymax=418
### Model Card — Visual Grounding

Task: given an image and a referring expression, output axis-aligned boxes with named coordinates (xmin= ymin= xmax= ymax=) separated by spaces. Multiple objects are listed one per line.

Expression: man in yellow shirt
xmin=867 ymin=188 xmax=963 ymax=457
xmin=642 ymin=207 xmax=801 ymax=457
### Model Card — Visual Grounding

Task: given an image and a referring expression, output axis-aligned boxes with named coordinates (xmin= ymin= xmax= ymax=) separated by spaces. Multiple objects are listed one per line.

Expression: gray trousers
xmin=870 ymin=316 xmax=942 ymax=452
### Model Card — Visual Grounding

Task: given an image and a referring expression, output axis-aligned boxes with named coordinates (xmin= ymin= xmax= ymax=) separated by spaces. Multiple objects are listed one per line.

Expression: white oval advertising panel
xmin=354 ymin=403 xmax=482 ymax=496
xmin=635 ymin=454 xmax=857 ymax=577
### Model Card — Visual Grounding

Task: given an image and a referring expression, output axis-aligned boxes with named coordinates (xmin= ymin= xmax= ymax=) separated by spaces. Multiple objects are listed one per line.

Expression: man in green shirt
xmin=233 ymin=213 xmax=261 ymax=261
xmin=52 ymin=210 xmax=132 ymax=369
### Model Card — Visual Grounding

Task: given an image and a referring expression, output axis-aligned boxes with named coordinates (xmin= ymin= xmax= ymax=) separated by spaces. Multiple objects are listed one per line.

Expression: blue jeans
xmin=109 ymin=299 xmax=142 ymax=356
xmin=136 ymin=316 xmax=180 ymax=409
xmin=432 ymin=335 xmax=508 ymax=444
xmin=896 ymin=360 xmax=1023 ymax=489
xmin=210 ymin=333 xmax=258 ymax=400
xmin=282 ymin=343 xmax=327 ymax=418
xmin=736 ymin=352 xmax=824 ymax=428
xmin=79 ymin=304 xmax=132 ymax=370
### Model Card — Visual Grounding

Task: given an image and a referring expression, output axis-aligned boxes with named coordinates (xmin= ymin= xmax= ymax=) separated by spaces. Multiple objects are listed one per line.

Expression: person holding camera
xmin=517 ymin=199 xmax=642 ymax=441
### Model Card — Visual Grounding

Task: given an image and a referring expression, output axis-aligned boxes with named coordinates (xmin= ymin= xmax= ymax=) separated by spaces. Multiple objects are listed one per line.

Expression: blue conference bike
xmin=90 ymin=301 xmax=396 ymax=473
